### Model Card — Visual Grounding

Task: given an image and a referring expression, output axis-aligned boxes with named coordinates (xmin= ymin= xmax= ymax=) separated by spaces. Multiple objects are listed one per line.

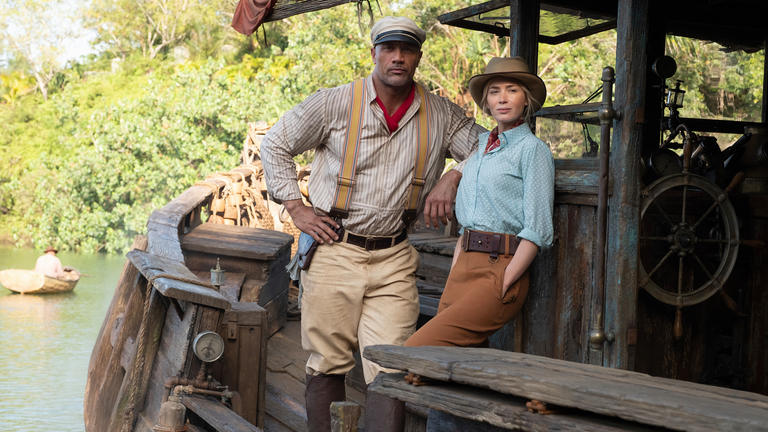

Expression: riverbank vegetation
xmin=1 ymin=0 xmax=763 ymax=253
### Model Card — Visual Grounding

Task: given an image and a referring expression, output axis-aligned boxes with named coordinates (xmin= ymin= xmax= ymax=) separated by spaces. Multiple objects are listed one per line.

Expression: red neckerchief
xmin=484 ymin=119 xmax=526 ymax=154
xmin=375 ymin=84 xmax=417 ymax=134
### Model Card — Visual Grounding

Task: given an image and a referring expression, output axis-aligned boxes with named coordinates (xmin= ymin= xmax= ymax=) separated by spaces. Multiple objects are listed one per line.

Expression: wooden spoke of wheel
xmin=647 ymin=250 xmax=675 ymax=280
xmin=639 ymin=173 xmax=739 ymax=307
xmin=652 ymin=199 xmax=675 ymax=227
xmin=692 ymin=200 xmax=720 ymax=230
xmin=640 ymin=236 xmax=669 ymax=242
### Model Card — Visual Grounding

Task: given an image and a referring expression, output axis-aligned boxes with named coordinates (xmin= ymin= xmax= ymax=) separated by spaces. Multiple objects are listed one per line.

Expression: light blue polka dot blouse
xmin=455 ymin=125 xmax=555 ymax=249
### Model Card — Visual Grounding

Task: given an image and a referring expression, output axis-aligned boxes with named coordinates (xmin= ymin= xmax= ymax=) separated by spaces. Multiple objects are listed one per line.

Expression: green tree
xmin=0 ymin=0 xmax=82 ymax=100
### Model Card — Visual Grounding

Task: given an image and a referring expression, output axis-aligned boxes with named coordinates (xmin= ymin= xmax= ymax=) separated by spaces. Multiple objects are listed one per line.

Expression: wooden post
xmin=604 ymin=0 xmax=649 ymax=370
xmin=640 ymin=4 xmax=667 ymax=158
xmin=763 ymin=33 xmax=768 ymax=124
xmin=330 ymin=401 xmax=361 ymax=432
xmin=508 ymin=0 xmax=540 ymax=68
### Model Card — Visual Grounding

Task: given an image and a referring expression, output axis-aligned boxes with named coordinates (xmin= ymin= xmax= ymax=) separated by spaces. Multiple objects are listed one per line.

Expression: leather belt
xmin=462 ymin=229 xmax=520 ymax=262
xmin=344 ymin=230 xmax=408 ymax=251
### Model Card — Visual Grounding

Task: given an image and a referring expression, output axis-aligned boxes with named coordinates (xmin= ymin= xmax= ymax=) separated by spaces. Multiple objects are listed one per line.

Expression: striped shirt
xmin=261 ymin=75 xmax=485 ymax=236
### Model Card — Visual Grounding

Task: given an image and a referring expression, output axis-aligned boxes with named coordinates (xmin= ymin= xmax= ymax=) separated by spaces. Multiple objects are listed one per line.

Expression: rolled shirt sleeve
xmin=516 ymin=140 xmax=555 ymax=249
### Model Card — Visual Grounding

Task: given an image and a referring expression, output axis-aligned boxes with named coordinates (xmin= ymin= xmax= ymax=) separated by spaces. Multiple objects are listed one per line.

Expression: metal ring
xmin=489 ymin=256 xmax=499 ymax=263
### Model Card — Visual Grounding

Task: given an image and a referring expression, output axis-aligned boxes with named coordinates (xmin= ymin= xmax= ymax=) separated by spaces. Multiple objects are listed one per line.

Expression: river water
xmin=0 ymin=245 xmax=127 ymax=431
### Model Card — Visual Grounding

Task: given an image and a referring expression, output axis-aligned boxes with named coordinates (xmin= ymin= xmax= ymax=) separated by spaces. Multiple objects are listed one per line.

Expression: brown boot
xmin=305 ymin=373 xmax=346 ymax=432
xmin=364 ymin=389 xmax=405 ymax=432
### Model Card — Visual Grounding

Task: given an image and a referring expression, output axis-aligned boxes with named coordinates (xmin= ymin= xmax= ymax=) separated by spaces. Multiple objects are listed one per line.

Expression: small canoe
xmin=0 ymin=268 xmax=80 ymax=294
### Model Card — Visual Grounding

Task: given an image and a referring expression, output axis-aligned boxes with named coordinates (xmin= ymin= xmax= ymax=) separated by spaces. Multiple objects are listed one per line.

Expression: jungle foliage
xmin=0 ymin=0 xmax=764 ymax=253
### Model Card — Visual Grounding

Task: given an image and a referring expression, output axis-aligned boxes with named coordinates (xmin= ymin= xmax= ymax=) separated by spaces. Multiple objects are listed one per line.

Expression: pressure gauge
xmin=648 ymin=148 xmax=682 ymax=178
xmin=193 ymin=331 xmax=225 ymax=362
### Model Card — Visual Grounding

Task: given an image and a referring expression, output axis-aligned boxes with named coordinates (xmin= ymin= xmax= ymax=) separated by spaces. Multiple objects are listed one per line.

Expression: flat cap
xmin=370 ymin=16 xmax=426 ymax=48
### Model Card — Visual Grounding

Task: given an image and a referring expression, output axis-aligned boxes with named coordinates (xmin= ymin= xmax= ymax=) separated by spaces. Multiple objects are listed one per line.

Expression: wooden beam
xmin=443 ymin=19 xmax=509 ymax=37
xmin=265 ymin=0 xmax=353 ymax=22
xmin=666 ymin=118 xmax=766 ymax=135
xmin=539 ymin=20 xmax=616 ymax=45
xmin=367 ymin=375 xmax=667 ymax=432
xmin=127 ymin=250 xmax=231 ymax=310
xmin=509 ymin=0 xmax=541 ymax=67
xmin=437 ymin=0 xmax=510 ymax=24
xmin=183 ymin=395 xmax=261 ymax=431
xmin=364 ymin=346 xmax=768 ymax=432
xmin=604 ymin=0 xmax=648 ymax=370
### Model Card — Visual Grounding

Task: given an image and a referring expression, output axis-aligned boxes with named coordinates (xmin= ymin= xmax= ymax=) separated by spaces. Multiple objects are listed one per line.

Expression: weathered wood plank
xmin=85 ymin=236 xmax=148 ymax=432
xmin=111 ymin=284 xmax=168 ymax=432
xmin=264 ymin=288 xmax=288 ymax=337
xmin=419 ymin=294 xmax=440 ymax=317
xmin=266 ymin=0 xmax=352 ymax=22
xmin=364 ymin=346 xmax=768 ymax=432
xmin=181 ymin=223 xmax=294 ymax=260
xmin=330 ymin=401 xmax=361 ymax=432
xmin=265 ymin=382 xmax=308 ymax=432
xmin=264 ymin=416 xmax=294 ymax=432
xmin=554 ymin=204 xmax=594 ymax=363
xmin=215 ymin=302 xmax=268 ymax=428
xmin=409 ymin=233 xmax=457 ymax=256
xmin=405 ymin=404 xmax=428 ymax=432
xmin=371 ymin=374 xmax=667 ymax=432
xmin=192 ymin=270 xmax=246 ymax=303
xmin=240 ymin=271 xmax=291 ymax=305
xmin=183 ymin=395 xmax=262 ymax=432
xmin=437 ymin=0 xmax=509 ymax=24
xmin=508 ymin=0 xmax=539 ymax=70
xmin=127 ymin=250 xmax=230 ymax=310
xmin=183 ymin=249 xmax=290 ymax=284
xmin=427 ymin=410 xmax=508 ymax=432
xmin=141 ymin=299 xmax=199 ymax=425
xmin=415 ymin=252 xmax=452 ymax=289
xmin=554 ymin=193 xmax=598 ymax=206
xmin=556 ymin=169 xmax=599 ymax=195
xmin=604 ymin=0 xmax=646 ymax=370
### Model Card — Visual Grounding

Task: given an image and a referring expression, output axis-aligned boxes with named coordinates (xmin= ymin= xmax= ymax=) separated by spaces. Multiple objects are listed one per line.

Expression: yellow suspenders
xmin=329 ymin=79 xmax=432 ymax=226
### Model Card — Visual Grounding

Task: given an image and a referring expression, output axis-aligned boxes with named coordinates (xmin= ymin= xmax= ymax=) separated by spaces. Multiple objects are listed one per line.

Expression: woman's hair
xmin=481 ymin=77 xmax=542 ymax=126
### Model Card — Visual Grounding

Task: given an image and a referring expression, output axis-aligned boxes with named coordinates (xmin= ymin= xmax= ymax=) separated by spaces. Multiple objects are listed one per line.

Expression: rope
xmin=193 ymin=181 xmax=221 ymax=199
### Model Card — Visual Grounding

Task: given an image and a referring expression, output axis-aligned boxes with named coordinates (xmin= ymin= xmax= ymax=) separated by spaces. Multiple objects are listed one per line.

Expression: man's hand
xmin=283 ymin=199 xmax=341 ymax=244
xmin=423 ymin=170 xmax=462 ymax=228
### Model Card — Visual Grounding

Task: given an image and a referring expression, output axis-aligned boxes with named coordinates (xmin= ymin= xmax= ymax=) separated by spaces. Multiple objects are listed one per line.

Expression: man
xmin=261 ymin=16 xmax=484 ymax=432
xmin=34 ymin=246 xmax=66 ymax=279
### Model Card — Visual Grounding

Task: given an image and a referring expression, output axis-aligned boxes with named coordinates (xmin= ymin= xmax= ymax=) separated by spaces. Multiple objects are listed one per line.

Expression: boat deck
xmin=264 ymin=320 xmax=367 ymax=431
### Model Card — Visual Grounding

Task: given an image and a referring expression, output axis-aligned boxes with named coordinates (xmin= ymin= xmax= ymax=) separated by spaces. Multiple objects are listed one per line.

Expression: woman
xmin=404 ymin=57 xmax=555 ymax=349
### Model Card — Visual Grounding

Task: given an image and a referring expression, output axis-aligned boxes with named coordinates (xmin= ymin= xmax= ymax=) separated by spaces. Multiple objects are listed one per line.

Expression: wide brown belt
xmin=344 ymin=230 xmax=408 ymax=251
xmin=461 ymin=229 xmax=520 ymax=262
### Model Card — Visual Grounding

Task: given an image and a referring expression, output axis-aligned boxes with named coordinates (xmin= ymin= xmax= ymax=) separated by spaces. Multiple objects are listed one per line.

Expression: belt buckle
xmin=365 ymin=237 xmax=376 ymax=250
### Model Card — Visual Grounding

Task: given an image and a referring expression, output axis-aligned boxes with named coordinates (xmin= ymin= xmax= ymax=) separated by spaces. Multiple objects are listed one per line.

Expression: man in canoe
xmin=261 ymin=16 xmax=484 ymax=432
xmin=34 ymin=246 xmax=66 ymax=279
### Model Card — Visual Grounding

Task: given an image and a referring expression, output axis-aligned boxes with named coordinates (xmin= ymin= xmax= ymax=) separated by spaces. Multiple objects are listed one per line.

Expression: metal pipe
xmin=162 ymin=375 xmax=222 ymax=403
xmin=589 ymin=67 xmax=620 ymax=365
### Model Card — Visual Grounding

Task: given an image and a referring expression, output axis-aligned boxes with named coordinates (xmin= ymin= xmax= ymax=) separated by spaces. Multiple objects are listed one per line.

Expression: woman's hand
xmin=501 ymin=239 xmax=538 ymax=297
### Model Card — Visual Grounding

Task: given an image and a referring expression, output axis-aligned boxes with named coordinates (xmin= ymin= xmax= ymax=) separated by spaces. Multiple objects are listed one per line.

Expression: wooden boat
xmin=85 ymin=0 xmax=768 ymax=431
xmin=0 ymin=268 xmax=80 ymax=294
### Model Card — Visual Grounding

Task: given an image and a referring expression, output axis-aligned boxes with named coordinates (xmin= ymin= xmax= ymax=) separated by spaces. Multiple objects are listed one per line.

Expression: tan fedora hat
xmin=44 ymin=245 xmax=58 ymax=253
xmin=468 ymin=57 xmax=547 ymax=111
